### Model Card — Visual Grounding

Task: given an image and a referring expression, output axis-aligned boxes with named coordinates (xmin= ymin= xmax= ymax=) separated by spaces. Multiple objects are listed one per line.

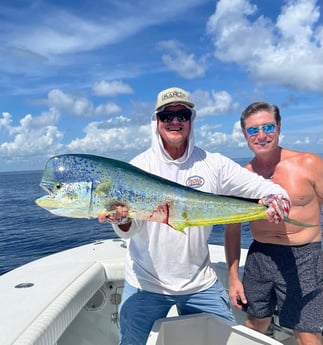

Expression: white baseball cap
xmin=155 ymin=87 xmax=194 ymax=111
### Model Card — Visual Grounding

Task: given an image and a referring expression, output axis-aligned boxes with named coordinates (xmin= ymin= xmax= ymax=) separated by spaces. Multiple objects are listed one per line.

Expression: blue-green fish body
xmin=35 ymin=154 xmax=313 ymax=231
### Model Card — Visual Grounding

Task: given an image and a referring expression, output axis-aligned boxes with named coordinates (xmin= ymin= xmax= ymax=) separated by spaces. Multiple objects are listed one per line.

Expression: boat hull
xmin=0 ymin=239 xmax=295 ymax=345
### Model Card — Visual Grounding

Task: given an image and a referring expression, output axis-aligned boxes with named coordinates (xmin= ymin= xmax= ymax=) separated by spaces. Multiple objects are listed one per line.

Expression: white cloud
xmin=0 ymin=112 xmax=13 ymax=129
xmin=48 ymin=89 xmax=74 ymax=109
xmin=192 ymin=89 xmax=239 ymax=117
xmin=48 ymin=88 xmax=125 ymax=118
xmin=206 ymin=0 xmax=323 ymax=93
xmin=197 ymin=124 xmax=229 ymax=151
xmin=232 ymin=120 xmax=246 ymax=147
xmin=294 ymin=136 xmax=310 ymax=145
xmin=93 ymin=80 xmax=134 ymax=97
xmin=67 ymin=121 xmax=151 ymax=160
xmin=197 ymin=120 xmax=247 ymax=150
xmin=7 ymin=11 xmax=137 ymax=57
xmin=94 ymin=103 xmax=122 ymax=116
xmin=0 ymin=109 xmax=63 ymax=159
xmin=2 ymin=1 xmax=207 ymax=61
xmin=48 ymin=89 xmax=95 ymax=118
xmin=157 ymin=40 xmax=207 ymax=79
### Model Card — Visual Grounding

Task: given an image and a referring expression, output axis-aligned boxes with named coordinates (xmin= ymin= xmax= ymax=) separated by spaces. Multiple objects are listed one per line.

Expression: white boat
xmin=0 ymin=239 xmax=296 ymax=345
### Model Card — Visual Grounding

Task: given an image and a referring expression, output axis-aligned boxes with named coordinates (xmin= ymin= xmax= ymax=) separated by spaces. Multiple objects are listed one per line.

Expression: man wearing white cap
xmin=99 ymin=87 xmax=292 ymax=345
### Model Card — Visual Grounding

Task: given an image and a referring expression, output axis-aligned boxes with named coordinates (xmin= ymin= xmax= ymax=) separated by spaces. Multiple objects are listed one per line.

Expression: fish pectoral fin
xmin=95 ymin=181 xmax=112 ymax=196
xmin=167 ymin=222 xmax=187 ymax=234
xmin=99 ymin=208 xmax=135 ymax=219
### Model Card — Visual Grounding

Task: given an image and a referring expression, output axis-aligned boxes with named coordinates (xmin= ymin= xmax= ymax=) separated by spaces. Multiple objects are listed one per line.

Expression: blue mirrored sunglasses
xmin=157 ymin=108 xmax=192 ymax=123
xmin=246 ymin=123 xmax=276 ymax=136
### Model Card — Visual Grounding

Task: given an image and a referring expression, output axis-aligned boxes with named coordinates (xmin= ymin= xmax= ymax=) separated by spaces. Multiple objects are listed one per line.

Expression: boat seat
xmin=0 ymin=261 xmax=106 ymax=345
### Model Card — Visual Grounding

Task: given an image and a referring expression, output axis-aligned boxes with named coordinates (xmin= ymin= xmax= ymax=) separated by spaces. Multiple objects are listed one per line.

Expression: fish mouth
xmin=40 ymin=186 xmax=54 ymax=198
xmin=35 ymin=182 xmax=56 ymax=207
xmin=35 ymin=194 xmax=55 ymax=208
xmin=38 ymin=181 xmax=56 ymax=197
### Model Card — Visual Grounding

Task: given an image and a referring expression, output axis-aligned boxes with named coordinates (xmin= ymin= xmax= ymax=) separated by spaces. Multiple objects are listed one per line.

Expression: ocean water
xmin=0 ymin=157 xmax=322 ymax=275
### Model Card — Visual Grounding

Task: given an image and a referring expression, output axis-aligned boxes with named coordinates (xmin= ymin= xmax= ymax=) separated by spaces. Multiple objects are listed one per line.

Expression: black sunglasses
xmin=157 ymin=108 xmax=192 ymax=123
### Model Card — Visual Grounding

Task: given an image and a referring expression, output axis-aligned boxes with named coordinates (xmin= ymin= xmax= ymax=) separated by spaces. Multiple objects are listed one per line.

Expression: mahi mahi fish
xmin=35 ymin=154 xmax=315 ymax=231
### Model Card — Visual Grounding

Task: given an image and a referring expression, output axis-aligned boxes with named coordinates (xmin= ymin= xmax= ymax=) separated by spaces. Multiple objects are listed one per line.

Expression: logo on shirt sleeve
xmin=186 ymin=175 xmax=205 ymax=188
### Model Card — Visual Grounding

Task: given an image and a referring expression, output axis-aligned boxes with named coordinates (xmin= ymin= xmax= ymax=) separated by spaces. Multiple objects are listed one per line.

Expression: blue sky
xmin=0 ymin=0 xmax=322 ymax=172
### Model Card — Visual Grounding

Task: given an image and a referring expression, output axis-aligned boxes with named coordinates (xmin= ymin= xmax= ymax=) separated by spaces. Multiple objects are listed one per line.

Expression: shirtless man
xmin=225 ymin=101 xmax=323 ymax=345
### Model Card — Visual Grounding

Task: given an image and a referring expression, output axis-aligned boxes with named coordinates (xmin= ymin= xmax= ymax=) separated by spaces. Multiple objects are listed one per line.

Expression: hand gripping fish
xmin=35 ymin=154 xmax=316 ymax=232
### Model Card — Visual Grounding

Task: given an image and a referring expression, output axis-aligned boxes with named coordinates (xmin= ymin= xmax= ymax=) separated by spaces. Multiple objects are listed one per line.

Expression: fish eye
xmin=54 ymin=182 xmax=62 ymax=190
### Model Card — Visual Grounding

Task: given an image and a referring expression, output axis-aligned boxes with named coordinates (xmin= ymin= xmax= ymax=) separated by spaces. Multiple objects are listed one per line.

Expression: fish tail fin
xmin=284 ymin=217 xmax=318 ymax=228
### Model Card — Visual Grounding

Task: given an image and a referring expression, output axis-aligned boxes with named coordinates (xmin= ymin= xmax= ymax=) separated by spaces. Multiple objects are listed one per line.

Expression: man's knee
xmin=245 ymin=316 xmax=272 ymax=333
xmin=293 ymin=331 xmax=323 ymax=345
